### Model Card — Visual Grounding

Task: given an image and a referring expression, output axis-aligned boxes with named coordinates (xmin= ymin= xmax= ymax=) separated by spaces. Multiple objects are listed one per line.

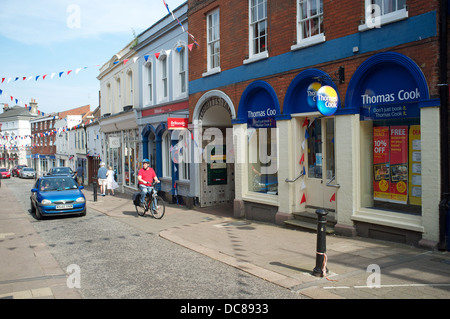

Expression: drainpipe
xmin=438 ymin=0 xmax=449 ymax=251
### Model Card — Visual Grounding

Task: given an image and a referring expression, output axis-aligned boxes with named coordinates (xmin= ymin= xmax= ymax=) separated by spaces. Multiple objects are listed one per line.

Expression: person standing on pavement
xmin=137 ymin=159 xmax=159 ymax=207
xmin=106 ymin=166 xmax=118 ymax=196
xmin=97 ymin=162 xmax=108 ymax=196
xmin=75 ymin=163 xmax=84 ymax=186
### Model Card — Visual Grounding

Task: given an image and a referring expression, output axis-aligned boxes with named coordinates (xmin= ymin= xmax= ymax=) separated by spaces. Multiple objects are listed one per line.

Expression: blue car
xmin=30 ymin=176 xmax=86 ymax=220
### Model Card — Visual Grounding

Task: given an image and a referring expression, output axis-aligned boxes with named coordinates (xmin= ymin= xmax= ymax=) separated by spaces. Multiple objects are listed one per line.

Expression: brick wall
xmin=188 ymin=0 xmax=442 ymax=115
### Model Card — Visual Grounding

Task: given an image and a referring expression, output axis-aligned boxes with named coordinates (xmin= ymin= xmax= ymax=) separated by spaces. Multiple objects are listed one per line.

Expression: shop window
xmin=248 ymin=127 xmax=278 ymax=195
xmin=362 ymin=118 xmax=421 ymax=215
xmin=162 ymin=131 xmax=172 ymax=178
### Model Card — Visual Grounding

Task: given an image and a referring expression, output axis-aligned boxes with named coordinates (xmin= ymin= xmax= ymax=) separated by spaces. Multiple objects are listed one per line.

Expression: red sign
xmin=168 ymin=118 xmax=188 ymax=130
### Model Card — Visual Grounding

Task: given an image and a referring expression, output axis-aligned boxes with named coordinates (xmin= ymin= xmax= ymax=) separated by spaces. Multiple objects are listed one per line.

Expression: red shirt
xmin=138 ymin=167 xmax=157 ymax=186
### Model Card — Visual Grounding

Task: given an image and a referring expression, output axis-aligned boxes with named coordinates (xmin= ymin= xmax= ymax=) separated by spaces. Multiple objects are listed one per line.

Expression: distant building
xmin=0 ymin=101 xmax=40 ymax=169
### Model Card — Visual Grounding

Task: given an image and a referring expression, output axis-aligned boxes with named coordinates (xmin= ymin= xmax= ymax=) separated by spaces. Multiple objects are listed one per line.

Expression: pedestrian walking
xmin=106 ymin=166 xmax=118 ymax=196
xmin=97 ymin=162 xmax=108 ymax=196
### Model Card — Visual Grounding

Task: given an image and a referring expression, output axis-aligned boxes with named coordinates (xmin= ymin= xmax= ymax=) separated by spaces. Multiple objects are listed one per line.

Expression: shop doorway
xmin=304 ymin=117 xmax=337 ymax=212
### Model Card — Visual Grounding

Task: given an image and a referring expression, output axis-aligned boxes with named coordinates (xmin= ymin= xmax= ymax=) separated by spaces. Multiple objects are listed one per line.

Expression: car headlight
xmin=75 ymin=197 xmax=85 ymax=203
xmin=41 ymin=199 xmax=52 ymax=205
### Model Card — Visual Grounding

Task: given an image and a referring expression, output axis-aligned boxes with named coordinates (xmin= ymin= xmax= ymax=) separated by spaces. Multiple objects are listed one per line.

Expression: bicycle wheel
xmin=135 ymin=197 xmax=149 ymax=217
xmin=150 ymin=196 xmax=165 ymax=219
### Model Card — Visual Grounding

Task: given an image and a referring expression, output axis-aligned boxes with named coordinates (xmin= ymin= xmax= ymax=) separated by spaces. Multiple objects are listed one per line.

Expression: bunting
xmin=162 ymin=0 xmax=199 ymax=47
xmin=0 ymin=66 xmax=98 ymax=87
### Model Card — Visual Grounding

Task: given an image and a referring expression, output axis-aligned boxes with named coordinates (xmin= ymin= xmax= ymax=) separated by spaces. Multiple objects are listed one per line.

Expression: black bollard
xmin=312 ymin=208 xmax=329 ymax=277
xmin=93 ymin=181 xmax=98 ymax=202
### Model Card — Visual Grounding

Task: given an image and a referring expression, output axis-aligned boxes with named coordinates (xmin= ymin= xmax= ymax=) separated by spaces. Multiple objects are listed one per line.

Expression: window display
xmin=248 ymin=127 xmax=278 ymax=194
xmin=371 ymin=119 xmax=421 ymax=214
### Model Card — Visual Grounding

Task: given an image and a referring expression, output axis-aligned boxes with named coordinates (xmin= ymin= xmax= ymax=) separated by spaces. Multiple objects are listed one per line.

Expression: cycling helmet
xmin=142 ymin=159 xmax=150 ymax=163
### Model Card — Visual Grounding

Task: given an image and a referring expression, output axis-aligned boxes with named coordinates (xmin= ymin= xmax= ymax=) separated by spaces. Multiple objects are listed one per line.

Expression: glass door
xmin=306 ymin=117 xmax=336 ymax=210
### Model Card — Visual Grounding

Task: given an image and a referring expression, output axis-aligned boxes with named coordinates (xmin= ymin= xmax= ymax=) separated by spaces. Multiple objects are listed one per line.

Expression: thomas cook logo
xmin=307 ymin=82 xmax=322 ymax=108
xmin=317 ymin=86 xmax=339 ymax=116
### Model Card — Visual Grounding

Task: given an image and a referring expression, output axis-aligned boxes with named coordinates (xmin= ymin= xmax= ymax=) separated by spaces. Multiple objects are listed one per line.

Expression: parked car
xmin=20 ymin=167 xmax=36 ymax=179
xmin=0 ymin=168 xmax=11 ymax=179
xmin=30 ymin=176 xmax=86 ymax=220
xmin=47 ymin=167 xmax=75 ymax=178
xmin=12 ymin=165 xmax=27 ymax=177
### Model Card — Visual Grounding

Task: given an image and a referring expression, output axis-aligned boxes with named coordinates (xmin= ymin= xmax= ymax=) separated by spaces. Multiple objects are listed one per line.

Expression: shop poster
xmin=389 ymin=126 xmax=408 ymax=204
xmin=373 ymin=126 xmax=390 ymax=202
xmin=409 ymin=125 xmax=421 ymax=206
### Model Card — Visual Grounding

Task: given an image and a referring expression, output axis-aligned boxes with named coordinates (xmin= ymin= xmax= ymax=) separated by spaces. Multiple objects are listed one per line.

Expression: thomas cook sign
xmin=316 ymin=85 xmax=339 ymax=116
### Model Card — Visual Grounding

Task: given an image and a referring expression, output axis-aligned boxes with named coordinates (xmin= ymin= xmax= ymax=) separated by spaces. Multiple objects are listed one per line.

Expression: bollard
xmin=312 ymin=208 xmax=329 ymax=277
xmin=93 ymin=181 xmax=97 ymax=202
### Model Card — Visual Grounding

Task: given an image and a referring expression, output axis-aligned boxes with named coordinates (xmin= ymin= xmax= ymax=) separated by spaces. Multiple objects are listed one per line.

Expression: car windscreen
xmin=40 ymin=178 xmax=79 ymax=191
xmin=53 ymin=168 xmax=72 ymax=174
xmin=23 ymin=168 xmax=34 ymax=172
xmin=0 ymin=168 xmax=7 ymax=172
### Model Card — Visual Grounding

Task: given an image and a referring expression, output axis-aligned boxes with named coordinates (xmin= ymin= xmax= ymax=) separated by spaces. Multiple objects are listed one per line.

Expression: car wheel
xmin=30 ymin=201 xmax=36 ymax=214
xmin=35 ymin=207 xmax=43 ymax=220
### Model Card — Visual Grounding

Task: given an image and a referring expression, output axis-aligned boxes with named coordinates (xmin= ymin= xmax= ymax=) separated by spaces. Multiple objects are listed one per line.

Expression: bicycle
xmin=134 ymin=181 xmax=165 ymax=219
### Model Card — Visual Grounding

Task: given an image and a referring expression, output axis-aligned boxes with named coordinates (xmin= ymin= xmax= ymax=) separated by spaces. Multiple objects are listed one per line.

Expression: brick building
xmin=187 ymin=0 xmax=449 ymax=249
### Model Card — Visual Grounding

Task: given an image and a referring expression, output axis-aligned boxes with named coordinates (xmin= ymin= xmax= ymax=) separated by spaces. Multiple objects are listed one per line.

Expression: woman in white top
xmin=106 ymin=166 xmax=119 ymax=196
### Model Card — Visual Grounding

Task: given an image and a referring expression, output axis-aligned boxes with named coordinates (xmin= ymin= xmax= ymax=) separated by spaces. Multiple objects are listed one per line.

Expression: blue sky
xmin=0 ymin=0 xmax=186 ymax=115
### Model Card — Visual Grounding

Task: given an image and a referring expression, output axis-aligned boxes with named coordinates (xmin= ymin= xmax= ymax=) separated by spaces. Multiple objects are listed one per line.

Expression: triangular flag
xmin=35 ymin=75 xmax=40 ymax=81
xmin=14 ymin=77 xmax=19 ymax=81
xmin=302 ymin=118 xmax=309 ymax=127
xmin=1 ymin=78 xmax=4 ymax=84
xmin=330 ymin=193 xmax=336 ymax=203
xmin=51 ymin=73 xmax=56 ymax=79
xmin=188 ymin=43 xmax=194 ymax=51
xmin=23 ymin=77 xmax=27 ymax=81
xmin=302 ymin=166 xmax=306 ymax=176
xmin=305 ymin=130 xmax=310 ymax=139
xmin=144 ymin=55 xmax=150 ymax=62
xmin=133 ymin=57 xmax=138 ymax=63
xmin=300 ymin=193 xmax=306 ymax=204
xmin=155 ymin=52 xmax=160 ymax=60
xmin=123 ymin=59 xmax=129 ymax=65
xmin=176 ymin=46 xmax=182 ymax=53
xmin=301 ymin=180 xmax=306 ymax=190
xmin=59 ymin=72 xmax=64 ymax=77
xmin=76 ymin=68 xmax=82 ymax=74
xmin=43 ymin=74 xmax=47 ymax=80
xmin=299 ymin=153 xmax=305 ymax=165
xmin=67 ymin=70 xmax=72 ymax=75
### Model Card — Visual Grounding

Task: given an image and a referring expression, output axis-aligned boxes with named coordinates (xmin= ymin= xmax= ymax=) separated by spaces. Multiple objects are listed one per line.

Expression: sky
xmin=0 ymin=0 xmax=186 ymax=115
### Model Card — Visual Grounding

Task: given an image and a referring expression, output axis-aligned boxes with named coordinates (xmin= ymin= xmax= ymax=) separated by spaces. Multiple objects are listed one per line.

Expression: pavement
xmin=2 ymin=182 xmax=450 ymax=299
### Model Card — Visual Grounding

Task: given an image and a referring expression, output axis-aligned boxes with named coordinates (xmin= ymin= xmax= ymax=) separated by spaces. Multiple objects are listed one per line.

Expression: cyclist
xmin=137 ymin=159 xmax=160 ymax=207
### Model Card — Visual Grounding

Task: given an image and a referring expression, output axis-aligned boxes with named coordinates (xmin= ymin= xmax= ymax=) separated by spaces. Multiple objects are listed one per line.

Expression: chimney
xmin=3 ymin=103 xmax=9 ymax=112
xmin=29 ymin=98 xmax=38 ymax=114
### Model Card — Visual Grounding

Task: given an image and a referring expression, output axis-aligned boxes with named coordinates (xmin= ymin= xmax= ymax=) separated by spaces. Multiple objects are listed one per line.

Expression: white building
xmin=0 ymin=104 xmax=39 ymax=169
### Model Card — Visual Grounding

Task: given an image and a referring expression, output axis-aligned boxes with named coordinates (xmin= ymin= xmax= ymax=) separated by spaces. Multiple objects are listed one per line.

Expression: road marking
xmin=324 ymin=283 xmax=450 ymax=289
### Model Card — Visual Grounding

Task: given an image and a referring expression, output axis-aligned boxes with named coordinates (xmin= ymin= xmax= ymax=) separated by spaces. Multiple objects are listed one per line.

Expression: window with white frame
xmin=359 ymin=0 xmax=408 ymax=31
xmin=127 ymin=70 xmax=133 ymax=106
xmin=162 ymin=131 xmax=172 ymax=178
xmin=292 ymin=0 xmax=325 ymax=50
xmin=145 ymin=62 xmax=153 ymax=105
xmin=159 ymin=54 xmax=168 ymax=101
xmin=116 ymin=77 xmax=121 ymax=110
xmin=178 ymin=47 xmax=187 ymax=94
xmin=248 ymin=0 xmax=268 ymax=60
xmin=205 ymin=9 xmax=220 ymax=74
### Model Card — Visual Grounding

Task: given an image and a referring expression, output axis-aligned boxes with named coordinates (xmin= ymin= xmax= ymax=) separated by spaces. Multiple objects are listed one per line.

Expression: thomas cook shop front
xmin=233 ymin=53 xmax=441 ymax=248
